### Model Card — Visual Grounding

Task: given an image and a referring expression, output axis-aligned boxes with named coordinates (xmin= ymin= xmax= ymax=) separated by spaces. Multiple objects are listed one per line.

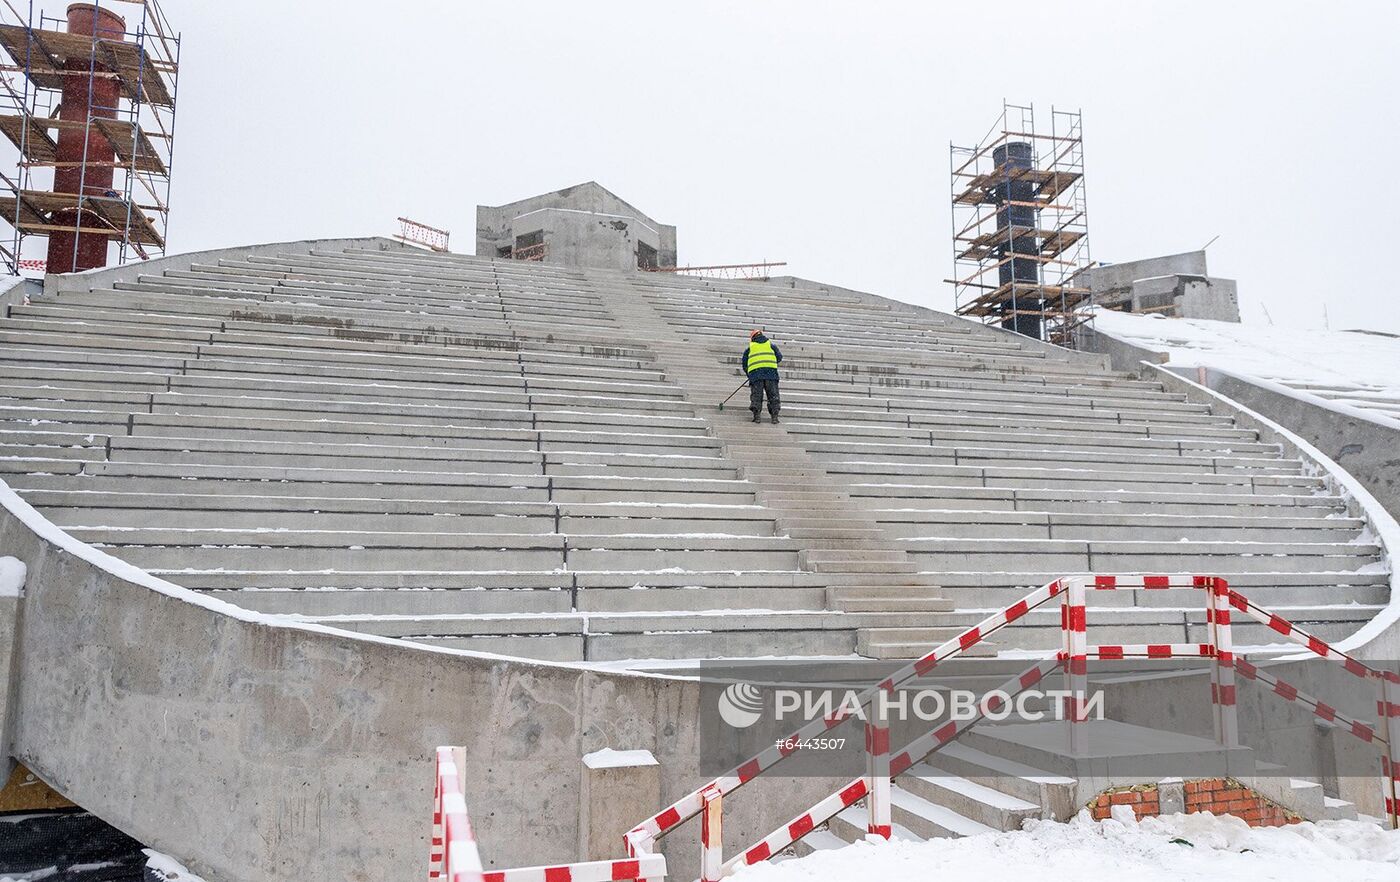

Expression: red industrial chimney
xmin=46 ymin=4 xmax=126 ymax=273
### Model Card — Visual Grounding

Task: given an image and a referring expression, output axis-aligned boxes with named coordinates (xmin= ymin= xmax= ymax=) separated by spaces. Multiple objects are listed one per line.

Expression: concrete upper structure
xmin=1086 ymin=250 xmax=1240 ymax=322
xmin=0 ymin=239 xmax=1396 ymax=879
xmin=476 ymin=182 xmax=678 ymax=272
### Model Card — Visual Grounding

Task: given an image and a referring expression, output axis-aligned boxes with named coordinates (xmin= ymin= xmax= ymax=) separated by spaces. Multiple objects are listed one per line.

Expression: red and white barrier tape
xmin=890 ymin=659 xmax=1060 ymax=777
xmin=1224 ymin=590 xmax=1389 ymax=683
xmin=1088 ymin=643 xmax=1213 ymax=660
xmin=729 ymin=778 xmax=867 ymax=871
xmin=720 ymin=658 xmax=1059 ymax=867
xmin=1234 ymin=660 xmax=1380 ymax=744
xmin=481 ymin=855 xmax=665 ymax=882
xmin=626 ymin=578 xmax=1066 ymax=853
xmin=1088 ymin=574 xmax=1214 ymax=591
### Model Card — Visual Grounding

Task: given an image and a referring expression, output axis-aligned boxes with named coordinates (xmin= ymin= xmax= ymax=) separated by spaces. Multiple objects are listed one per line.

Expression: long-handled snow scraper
xmin=717 ymin=379 xmax=748 ymax=412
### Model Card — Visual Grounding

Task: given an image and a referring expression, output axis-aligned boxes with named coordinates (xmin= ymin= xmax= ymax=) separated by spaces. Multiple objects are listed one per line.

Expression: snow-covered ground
xmin=1091 ymin=309 xmax=1400 ymax=429
xmin=734 ymin=809 xmax=1399 ymax=882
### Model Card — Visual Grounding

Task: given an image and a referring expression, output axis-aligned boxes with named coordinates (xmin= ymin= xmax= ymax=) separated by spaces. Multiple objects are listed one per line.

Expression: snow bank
xmin=0 ymin=557 xmax=23 ymax=597
xmin=733 ymin=810 xmax=1399 ymax=882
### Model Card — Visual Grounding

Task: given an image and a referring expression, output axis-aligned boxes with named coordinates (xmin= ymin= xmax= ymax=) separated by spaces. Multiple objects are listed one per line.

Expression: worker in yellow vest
xmin=741 ymin=329 xmax=783 ymax=424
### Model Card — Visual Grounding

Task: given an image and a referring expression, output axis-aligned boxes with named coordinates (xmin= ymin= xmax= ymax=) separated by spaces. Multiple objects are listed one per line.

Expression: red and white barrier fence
xmin=625 ymin=578 xmax=1069 ymax=857
xmin=618 ymin=573 xmax=1400 ymax=873
xmin=432 ymin=746 xmax=666 ymax=882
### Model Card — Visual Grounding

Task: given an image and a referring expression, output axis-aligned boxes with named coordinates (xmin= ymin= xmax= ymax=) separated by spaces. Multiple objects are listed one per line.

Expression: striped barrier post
xmin=700 ymin=784 xmax=723 ymax=882
xmin=431 ymin=752 xmax=444 ymax=880
xmin=1064 ymin=575 xmax=1089 ymax=755
xmin=1378 ymin=673 xmax=1399 ymax=829
xmin=435 ymin=747 xmax=485 ymax=882
xmin=1210 ymin=577 xmax=1239 ymax=748
xmin=865 ymin=692 xmax=892 ymax=839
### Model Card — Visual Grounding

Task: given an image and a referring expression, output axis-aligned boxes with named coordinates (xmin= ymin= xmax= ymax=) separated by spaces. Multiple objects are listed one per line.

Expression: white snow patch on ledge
xmin=582 ymin=748 xmax=657 ymax=769
xmin=731 ymin=809 xmax=1400 ymax=882
xmin=0 ymin=557 xmax=24 ymax=597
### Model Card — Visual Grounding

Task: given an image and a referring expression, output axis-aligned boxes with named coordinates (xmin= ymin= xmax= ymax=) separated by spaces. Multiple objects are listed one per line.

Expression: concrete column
xmin=47 ymin=4 xmax=127 ymax=273
xmin=578 ymin=749 xmax=660 ymax=861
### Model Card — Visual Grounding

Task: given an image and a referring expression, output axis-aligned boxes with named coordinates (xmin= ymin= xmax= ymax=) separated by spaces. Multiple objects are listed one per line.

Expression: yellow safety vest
xmin=746 ymin=339 xmax=778 ymax=373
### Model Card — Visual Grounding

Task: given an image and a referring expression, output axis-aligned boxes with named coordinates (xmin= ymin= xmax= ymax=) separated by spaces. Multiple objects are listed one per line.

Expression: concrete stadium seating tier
xmin=0 ymin=240 xmax=1392 ymax=663
xmin=2 ymin=238 xmax=1398 ymax=880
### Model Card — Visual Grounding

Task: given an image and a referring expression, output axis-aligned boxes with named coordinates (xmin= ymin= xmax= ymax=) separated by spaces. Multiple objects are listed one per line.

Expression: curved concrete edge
xmin=1181 ymin=365 xmax=1400 ymax=433
xmin=40 ymin=236 xmax=417 ymax=297
xmin=0 ymin=478 xmax=719 ymax=880
xmin=1166 ymin=366 xmax=1400 ymax=523
xmin=1144 ymin=364 xmax=1400 ymax=656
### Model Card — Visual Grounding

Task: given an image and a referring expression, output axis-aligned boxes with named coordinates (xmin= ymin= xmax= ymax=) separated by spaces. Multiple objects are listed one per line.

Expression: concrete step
xmin=897 ymin=762 xmax=1041 ymax=831
xmin=925 ymin=741 xmax=1077 ymax=820
xmin=885 ymin=785 xmax=997 ymax=839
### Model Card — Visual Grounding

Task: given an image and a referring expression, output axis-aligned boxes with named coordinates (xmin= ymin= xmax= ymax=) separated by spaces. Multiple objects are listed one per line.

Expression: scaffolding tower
xmin=0 ymin=0 xmax=179 ymax=275
xmin=950 ymin=101 xmax=1091 ymax=346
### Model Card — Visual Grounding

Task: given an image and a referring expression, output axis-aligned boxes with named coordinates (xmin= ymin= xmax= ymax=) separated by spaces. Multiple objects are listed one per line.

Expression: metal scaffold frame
xmin=950 ymin=100 xmax=1092 ymax=347
xmin=0 ymin=0 xmax=179 ymax=275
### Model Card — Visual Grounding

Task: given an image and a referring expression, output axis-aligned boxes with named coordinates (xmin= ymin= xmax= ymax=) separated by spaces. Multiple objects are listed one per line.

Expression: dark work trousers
xmin=749 ymin=378 xmax=780 ymax=417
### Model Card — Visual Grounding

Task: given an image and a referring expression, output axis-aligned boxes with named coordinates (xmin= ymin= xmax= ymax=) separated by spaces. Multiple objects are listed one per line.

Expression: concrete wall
xmin=476 ymin=183 xmax=677 ymax=270
xmin=1084 ymin=251 xmax=1239 ymax=322
xmin=1086 ymin=251 xmax=1208 ymax=295
xmin=1177 ymin=277 xmax=1240 ymax=321
xmin=511 ymin=207 xmax=662 ymax=273
xmin=0 ymin=482 xmax=844 ymax=882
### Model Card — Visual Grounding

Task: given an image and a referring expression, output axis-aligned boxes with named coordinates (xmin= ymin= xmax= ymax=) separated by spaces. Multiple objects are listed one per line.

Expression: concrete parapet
xmin=579 ymin=749 xmax=660 ymax=861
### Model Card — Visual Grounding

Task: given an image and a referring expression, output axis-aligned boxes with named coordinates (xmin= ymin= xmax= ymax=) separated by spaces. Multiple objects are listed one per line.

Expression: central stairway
xmin=0 ymin=242 xmax=1388 ymax=663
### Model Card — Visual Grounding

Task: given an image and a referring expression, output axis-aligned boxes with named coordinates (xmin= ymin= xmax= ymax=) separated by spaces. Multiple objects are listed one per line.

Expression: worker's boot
xmin=751 ymin=412 xmax=761 ymax=423
xmin=770 ymin=414 xmax=780 ymax=424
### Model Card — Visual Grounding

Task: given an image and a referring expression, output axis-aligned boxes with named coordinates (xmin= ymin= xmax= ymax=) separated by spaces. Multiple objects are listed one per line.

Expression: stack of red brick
xmin=1087 ymin=778 xmax=1301 ymax=828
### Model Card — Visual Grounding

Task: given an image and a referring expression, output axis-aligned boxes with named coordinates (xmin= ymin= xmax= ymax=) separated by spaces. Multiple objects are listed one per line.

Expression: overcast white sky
xmin=162 ymin=0 xmax=1400 ymax=333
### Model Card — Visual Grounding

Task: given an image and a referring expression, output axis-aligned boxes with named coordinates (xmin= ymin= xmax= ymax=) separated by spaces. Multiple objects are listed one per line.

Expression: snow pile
xmin=582 ymin=747 xmax=658 ymax=769
xmin=145 ymin=849 xmax=209 ymax=882
xmin=1091 ymin=309 xmax=1400 ymax=428
xmin=733 ymin=809 xmax=1400 ymax=882
xmin=0 ymin=557 xmax=24 ymax=597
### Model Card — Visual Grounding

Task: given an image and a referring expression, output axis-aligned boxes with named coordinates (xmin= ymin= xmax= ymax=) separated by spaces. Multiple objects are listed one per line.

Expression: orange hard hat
xmin=750 ymin=329 xmax=763 ymax=339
